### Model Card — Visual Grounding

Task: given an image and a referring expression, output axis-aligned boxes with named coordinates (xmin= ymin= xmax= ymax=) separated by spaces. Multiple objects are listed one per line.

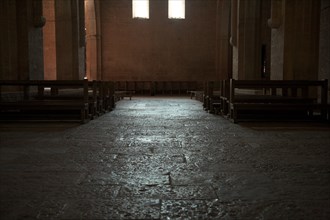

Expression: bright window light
xmin=132 ymin=0 xmax=149 ymax=19
xmin=168 ymin=0 xmax=185 ymax=19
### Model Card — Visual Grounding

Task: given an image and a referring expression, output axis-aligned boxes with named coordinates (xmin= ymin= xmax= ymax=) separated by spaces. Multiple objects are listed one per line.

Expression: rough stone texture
xmin=0 ymin=97 xmax=330 ymax=219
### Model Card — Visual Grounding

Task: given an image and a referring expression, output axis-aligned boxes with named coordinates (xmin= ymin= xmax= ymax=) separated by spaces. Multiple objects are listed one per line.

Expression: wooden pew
xmin=188 ymin=90 xmax=204 ymax=101
xmin=86 ymin=81 xmax=114 ymax=115
xmin=208 ymin=90 xmax=221 ymax=114
xmin=203 ymin=81 xmax=211 ymax=110
xmin=34 ymin=80 xmax=106 ymax=118
xmin=219 ymin=79 xmax=230 ymax=116
xmin=95 ymin=81 xmax=115 ymax=113
xmin=203 ymin=81 xmax=221 ymax=113
xmin=228 ymin=79 xmax=329 ymax=123
xmin=114 ymin=90 xmax=135 ymax=100
xmin=102 ymin=81 xmax=115 ymax=111
xmin=113 ymin=81 xmax=205 ymax=96
xmin=0 ymin=79 xmax=91 ymax=122
xmin=113 ymin=81 xmax=205 ymax=97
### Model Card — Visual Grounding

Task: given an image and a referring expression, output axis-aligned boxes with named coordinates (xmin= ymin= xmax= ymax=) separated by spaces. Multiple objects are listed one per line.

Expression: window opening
xmin=132 ymin=0 xmax=149 ymax=19
xmin=168 ymin=0 xmax=185 ymax=19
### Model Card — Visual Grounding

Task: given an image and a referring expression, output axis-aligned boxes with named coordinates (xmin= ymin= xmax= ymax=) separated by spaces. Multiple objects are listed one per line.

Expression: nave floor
xmin=1 ymin=97 xmax=329 ymax=219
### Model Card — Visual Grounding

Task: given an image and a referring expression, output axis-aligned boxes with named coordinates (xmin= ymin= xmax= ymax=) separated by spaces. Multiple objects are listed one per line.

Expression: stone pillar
xmin=0 ymin=0 xmax=18 ymax=80
xmin=43 ymin=0 xmax=56 ymax=80
xmin=231 ymin=0 xmax=271 ymax=80
xmin=0 ymin=0 xmax=44 ymax=80
xmin=270 ymin=0 xmax=321 ymax=80
xmin=237 ymin=0 xmax=260 ymax=80
xmin=85 ymin=0 xmax=98 ymax=80
xmin=319 ymin=0 xmax=330 ymax=83
xmin=78 ymin=0 xmax=86 ymax=78
xmin=230 ymin=0 xmax=237 ymax=46
xmin=29 ymin=0 xmax=45 ymax=80
xmin=216 ymin=0 xmax=232 ymax=80
xmin=231 ymin=0 xmax=238 ymax=79
xmin=260 ymin=0 xmax=272 ymax=80
xmin=269 ymin=0 xmax=284 ymax=80
xmin=95 ymin=0 xmax=102 ymax=80
xmin=16 ymin=0 xmax=30 ymax=80
xmin=55 ymin=0 xmax=85 ymax=80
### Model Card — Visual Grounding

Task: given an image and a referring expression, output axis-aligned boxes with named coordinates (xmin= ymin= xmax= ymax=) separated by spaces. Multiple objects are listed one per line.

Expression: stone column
xmin=30 ymin=0 xmax=45 ymax=80
xmin=0 ymin=0 xmax=44 ymax=80
xmin=0 ymin=0 xmax=18 ymax=80
xmin=284 ymin=0 xmax=320 ymax=80
xmin=237 ymin=0 xmax=261 ymax=80
xmin=232 ymin=0 xmax=270 ymax=80
xmin=230 ymin=0 xmax=237 ymax=46
xmin=216 ymin=0 xmax=232 ymax=80
xmin=95 ymin=0 xmax=102 ymax=80
xmin=319 ymin=0 xmax=329 ymax=82
xmin=43 ymin=0 xmax=56 ymax=80
xmin=85 ymin=0 xmax=97 ymax=80
xmin=55 ymin=0 xmax=85 ymax=80
xmin=78 ymin=0 xmax=86 ymax=79
xmin=270 ymin=0 xmax=321 ymax=80
xmin=16 ymin=0 xmax=30 ymax=80
xmin=269 ymin=0 xmax=284 ymax=80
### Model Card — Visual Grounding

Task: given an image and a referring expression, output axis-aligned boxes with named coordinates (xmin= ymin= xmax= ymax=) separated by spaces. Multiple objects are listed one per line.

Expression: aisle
xmin=1 ymin=97 xmax=329 ymax=219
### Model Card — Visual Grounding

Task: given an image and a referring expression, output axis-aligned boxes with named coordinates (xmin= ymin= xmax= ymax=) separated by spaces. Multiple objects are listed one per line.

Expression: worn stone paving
xmin=0 ymin=97 xmax=330 ymax=219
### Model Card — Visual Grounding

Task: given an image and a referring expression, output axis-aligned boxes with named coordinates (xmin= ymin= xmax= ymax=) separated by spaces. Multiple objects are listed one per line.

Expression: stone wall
xmin=99 ymin=0 xmax=217 ymax=81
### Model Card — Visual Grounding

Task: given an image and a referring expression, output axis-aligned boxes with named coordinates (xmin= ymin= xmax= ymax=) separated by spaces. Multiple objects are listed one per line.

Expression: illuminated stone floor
xmin=0 ymin=97 xmax=330 ymax=219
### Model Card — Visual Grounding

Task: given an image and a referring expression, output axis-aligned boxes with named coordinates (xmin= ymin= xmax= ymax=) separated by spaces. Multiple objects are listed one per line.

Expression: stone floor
xmin=0 ymin=97 xmax=330 ymax=219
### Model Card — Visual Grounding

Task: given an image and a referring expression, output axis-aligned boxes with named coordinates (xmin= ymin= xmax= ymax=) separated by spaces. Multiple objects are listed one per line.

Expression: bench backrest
xmin=0 ymin=79 xmax=89 ymax=102
xmin=229 ymin=79 xmax=328 ymax=105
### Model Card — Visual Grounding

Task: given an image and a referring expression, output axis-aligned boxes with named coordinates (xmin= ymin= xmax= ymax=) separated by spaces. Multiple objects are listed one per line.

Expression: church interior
xmin=0 ymin=0 xmax=330 ymax=219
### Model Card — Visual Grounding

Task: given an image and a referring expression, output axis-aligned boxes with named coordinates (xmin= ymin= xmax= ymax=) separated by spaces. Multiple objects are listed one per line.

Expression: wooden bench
xmin=34 ymin=81 xmax=99 ymax=118
xmin=102 ymin=81 xmax=116 ymax=111
xmin=228 ymin=79 xmax=329 ymax=123
xmin=202 ymin=81 xmax=221 ymax=113
xmin=115 ymin=90 xmax=135 ymax=101
xmin=89 ymin=81 xmax=115 ymax=115
xmin=36 ymin=81 xmax=115 ymax=116
xmin=208 ymin=91 xmax=221 ymax=114
xmin=188 ymin=90 xmax=204 ymax=101
xmin=0 ymin=79 xmax=91 ymax=122
xmin=114 ymin=81 xmax=203 ymax=96
xmin=217 ymin=79 xmax=230 ymax=116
